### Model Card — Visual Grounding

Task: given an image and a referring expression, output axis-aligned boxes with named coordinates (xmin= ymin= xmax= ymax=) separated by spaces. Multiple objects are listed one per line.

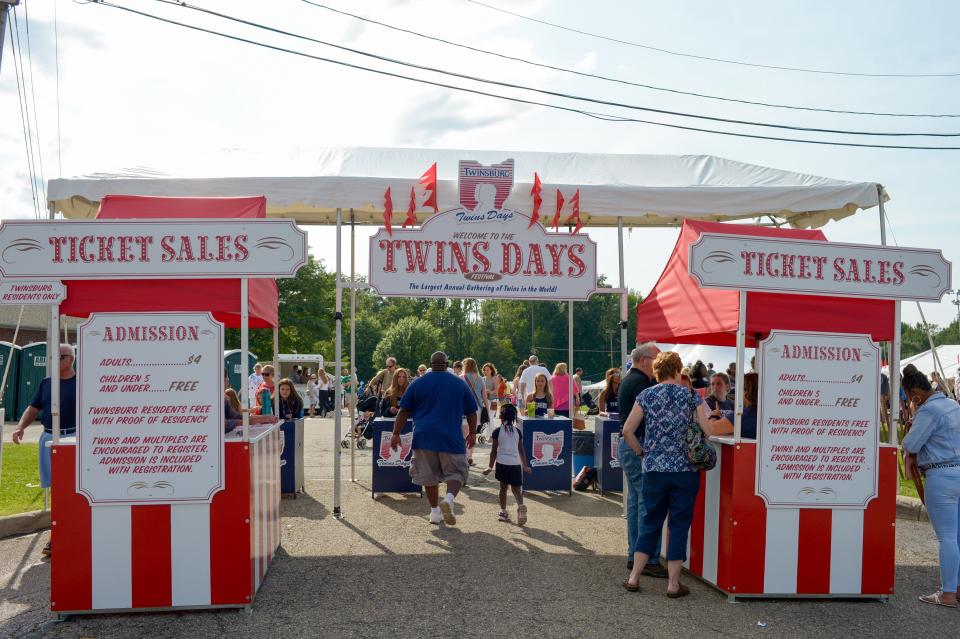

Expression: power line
xmin=87 ymin=1 xmax=960 ymax=150
xmin=54 ymin=0 xmax=63 ymax=177
xmin=156 ymin=0 xmax=960 ymax=138
xmin=463 ymin=0 xmax=960 ymax=79
xmin=9 ymin=8 xmax=41 ymax=218
xmin=22 ymin=1 xmax=47 ymax=203
xmin=300 ymin=0 xmax=960 ymax=119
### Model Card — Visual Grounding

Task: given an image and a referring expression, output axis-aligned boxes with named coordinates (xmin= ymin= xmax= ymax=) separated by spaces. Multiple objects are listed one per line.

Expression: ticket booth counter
xmin=683 ymin=437 xmax=897 ymax=599
xmin=633 ymin=219 xmax=950 ymax=599
xmin=50 ymin=424 xmax=281 ymax=613
xmin=518 ymin=416 xmax=573 ymax=494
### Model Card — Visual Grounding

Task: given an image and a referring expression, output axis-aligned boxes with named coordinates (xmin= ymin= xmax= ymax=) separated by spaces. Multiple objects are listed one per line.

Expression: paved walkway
xmin=0 ymin=417 xmax=951 ymax=638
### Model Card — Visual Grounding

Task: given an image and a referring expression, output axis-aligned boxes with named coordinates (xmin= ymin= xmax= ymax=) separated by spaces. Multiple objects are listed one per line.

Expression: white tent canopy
xmin=47 ymin=147 xmax=887 ymax=228
xmin=885 ymin=345 xmax=960 ymax=379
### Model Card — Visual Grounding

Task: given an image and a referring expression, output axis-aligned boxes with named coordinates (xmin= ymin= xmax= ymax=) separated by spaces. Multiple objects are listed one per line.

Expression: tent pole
xmin=241 ymin=278 xmax=250 ymax=442
xmin=350 ymin=210 xmax=357 ymax=481
xmin=333 ymin=208 xmax=343 ymax=519
xmin=273 ymin=326 xmax=279 ymax=417
xmin=890 ymin=303 xmax=901 ymax=447
xmin=878 ymin=193 xmax=901 ymax=446
xmin=734 ymin=290 xmax=746 ymax=441
xmin=915 ymin=303 xmax=948 ymax=395
xmin=568 ymin=300 xmax=574 ymax=419
xmin=617 ymin=217 xmax=627 ymax=371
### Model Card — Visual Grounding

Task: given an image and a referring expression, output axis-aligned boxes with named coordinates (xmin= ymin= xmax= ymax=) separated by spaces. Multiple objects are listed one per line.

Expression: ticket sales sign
xmin=756 ymin=330 xmax=880 ymax=509
xmin=0 ymin=219 xmax=307 ymax=279
xmin=689 ymin=233 xmax=951 ymax=301
xmin=77 ymin=312 xmax=224 ymax=505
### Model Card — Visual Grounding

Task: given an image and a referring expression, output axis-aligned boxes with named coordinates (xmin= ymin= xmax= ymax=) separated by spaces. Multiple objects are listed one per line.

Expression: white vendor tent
xmin=44 ymin=146 xmax=891 ymax=518
xmin=47 ymin=147 xmax=887 ymax=229
xmin=891 ymin=345 xmax=960 ymax=379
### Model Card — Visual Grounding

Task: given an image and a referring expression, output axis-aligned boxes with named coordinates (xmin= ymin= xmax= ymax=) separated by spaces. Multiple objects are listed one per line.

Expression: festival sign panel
xmin=689 ymin=233 xmax=952 ymax=301
xmin=756 ymin=330 xmax=880 ymax=509
xmin=0 ymin=280 xmax=65 ymax=304
xmin=77 ymin=312 xmax=224 ymax=505
xmin=369 ymin=159 xmax=598 ymax=301
xmin=0 ymin=219 xmax=307 ymax=279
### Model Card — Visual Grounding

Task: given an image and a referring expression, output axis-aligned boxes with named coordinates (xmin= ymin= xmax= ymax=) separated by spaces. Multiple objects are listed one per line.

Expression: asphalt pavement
xmin=0 ymin=416 xmax=952 ymax=639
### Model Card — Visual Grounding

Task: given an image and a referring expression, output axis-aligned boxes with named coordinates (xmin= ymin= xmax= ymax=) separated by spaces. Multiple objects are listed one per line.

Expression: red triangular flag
xmin=551 ymin=189 xmax=564 ymax=230
xmin=403 ymin=186 xmax=417 ymax=228
xmin=566 ymin=189 xmax=582 ymax=234
xmin=528 ymin=172 xmax=543 ymax=229
xmin=418 ymin=162 xmax=438 ymax=213
xmin=383 ymin=187 xmax=393 ymax=237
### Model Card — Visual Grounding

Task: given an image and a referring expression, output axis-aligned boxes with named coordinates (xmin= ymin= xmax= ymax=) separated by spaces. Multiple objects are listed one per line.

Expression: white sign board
xmin=78 ymin=312 xmax=224 ymax=505
xmin=756 ymin=330 xmax=880 ymax=509
xmin=0 ymin=280 xmax=65 ymax=304
xmin=369 ymin=209 xmax=597 ymax=300
xmin=0 ymin=219 xmax=307 ymax=279
xmin=689 ymin=233 xmax=951 ymax=301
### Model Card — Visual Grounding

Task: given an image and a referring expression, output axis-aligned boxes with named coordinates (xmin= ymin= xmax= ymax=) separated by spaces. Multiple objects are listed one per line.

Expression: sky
xmin=1 ymin=0 xmax=959 ymax=328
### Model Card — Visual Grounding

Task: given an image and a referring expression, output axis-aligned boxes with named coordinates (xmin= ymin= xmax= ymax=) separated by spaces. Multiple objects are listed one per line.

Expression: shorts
xmin=39 ymin=430 xmax=53 ymax=489
xmin=494 ymin=462 xmax=523 ymax=487
xmin=410 ymin=449 xmax=469 ymax=487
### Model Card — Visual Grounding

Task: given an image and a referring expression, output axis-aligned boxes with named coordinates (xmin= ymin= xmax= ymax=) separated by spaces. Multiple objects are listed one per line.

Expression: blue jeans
xmin=617 ymin=437 xmax=661 ymax=564
xmin=925 ymin=466 xmax=960 ymax=593
xmin=636 ymin=470 xmax=701 ymax=561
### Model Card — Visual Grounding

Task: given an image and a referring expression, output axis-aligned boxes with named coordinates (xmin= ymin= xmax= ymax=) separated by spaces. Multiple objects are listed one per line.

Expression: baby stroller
xmin=340 ymin=394 xmax=378 ymax=449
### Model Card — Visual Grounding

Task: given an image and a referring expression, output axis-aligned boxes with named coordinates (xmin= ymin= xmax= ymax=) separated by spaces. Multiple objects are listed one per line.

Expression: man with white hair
xmin=11 ymin=343 xmax=77 ymax=558
xmin=518 ymin=354 xmax=551 ymax=407
xmin=616 ymin=342 xmax=667 ymax=577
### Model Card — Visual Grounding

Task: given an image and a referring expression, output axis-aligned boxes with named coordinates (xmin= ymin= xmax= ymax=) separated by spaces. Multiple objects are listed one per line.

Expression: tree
xmin=372 ymin=317 xmax=444 ymax=374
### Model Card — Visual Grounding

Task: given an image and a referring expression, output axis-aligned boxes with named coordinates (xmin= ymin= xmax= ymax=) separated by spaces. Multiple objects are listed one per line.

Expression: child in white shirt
xmin=482 ymin=404 xmax=532 ymax=525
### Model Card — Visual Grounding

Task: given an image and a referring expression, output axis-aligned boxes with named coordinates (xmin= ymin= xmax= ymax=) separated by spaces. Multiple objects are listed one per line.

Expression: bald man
xmin=393 ymin=351 xmax=478 ymax=525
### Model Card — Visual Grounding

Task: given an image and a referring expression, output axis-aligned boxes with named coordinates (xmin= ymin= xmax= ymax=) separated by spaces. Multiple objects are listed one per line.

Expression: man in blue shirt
xmin=12 ymin=343 xmax=77 ymax=558
xmin=393 ymin=351 xmax=477 ymax=525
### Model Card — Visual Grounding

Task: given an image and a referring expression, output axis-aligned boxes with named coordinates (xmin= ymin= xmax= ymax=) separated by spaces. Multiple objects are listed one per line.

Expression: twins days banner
xmin=369 ymin=158 xmax=598 ymax=301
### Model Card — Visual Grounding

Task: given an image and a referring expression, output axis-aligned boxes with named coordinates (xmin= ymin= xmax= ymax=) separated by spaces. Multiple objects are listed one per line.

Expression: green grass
xmin=899 ymin=476 xmax=920 ymax=500
xmin=0 ymin=443 xmax=45 ymax=516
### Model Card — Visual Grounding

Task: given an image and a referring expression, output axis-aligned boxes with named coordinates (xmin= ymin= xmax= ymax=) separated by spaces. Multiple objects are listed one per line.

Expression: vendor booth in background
xmin=636 ymin=219 xmax=951 ymax=599
xmin=0 ymin=194 xmax=308 ymax=616
xmin=0 ymin=342 xmax=20 ymax=422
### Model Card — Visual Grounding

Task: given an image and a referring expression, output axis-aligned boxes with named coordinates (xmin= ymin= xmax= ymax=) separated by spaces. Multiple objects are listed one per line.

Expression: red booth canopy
xmin=636 ymin=220 xmax=894 ymax=347
xmin=60 ymin=195 xmax=279 ymax=328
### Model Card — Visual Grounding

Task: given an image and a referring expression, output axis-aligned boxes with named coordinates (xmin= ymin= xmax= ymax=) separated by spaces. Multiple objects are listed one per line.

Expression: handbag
xmin=684 ymin=394 xmax=717 ymax=471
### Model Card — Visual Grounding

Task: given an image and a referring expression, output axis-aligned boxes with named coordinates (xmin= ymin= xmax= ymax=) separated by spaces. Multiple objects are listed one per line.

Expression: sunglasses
xmin=60 ymin=354 xmax=73 ymax=360
xmin=262 ymin=372 xmax=273 ymax=377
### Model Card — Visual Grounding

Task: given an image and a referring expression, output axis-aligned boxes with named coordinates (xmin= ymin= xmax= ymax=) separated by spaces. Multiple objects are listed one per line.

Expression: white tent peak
xmin=48 ymin=146 xmax=888 ymax=229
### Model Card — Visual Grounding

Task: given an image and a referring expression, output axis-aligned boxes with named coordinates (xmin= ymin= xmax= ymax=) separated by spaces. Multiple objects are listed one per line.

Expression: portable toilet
xmin=0 ymin=342 xmax=20 ymax=422
xmin=224 ymin=349 xmax=259 ymax=394
xmin=17 ymin=342 xmax=47 ymax=420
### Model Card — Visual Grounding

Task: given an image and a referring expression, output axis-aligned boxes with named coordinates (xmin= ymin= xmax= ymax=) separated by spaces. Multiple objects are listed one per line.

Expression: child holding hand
xmin=482 ymin=404 xmax=533 ymax=525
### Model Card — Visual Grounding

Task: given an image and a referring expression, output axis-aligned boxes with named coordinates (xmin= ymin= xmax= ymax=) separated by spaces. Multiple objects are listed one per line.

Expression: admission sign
xmin=369 ymin=159 xmax=598 ymax=300
xmin=77 ymin=312 xmax=224 ymax=505
xmin=756 ymin=330 xmax=880 ymax=509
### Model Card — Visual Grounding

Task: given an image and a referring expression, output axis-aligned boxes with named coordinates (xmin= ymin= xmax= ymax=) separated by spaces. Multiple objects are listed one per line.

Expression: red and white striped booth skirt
xmin=683 ymin=440 xmax=897 ymax=598
xmin=50 ymin=425 xmax=281 ymax=614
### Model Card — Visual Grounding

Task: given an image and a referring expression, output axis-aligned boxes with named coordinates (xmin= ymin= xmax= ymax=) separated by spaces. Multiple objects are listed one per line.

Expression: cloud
xmin=394 ymin=92 xmax=520 ymax=144
xmin=574 ymin=51 xmax=597 ymax=71
xmin=4 ymin=17 xmax=103 ymax=75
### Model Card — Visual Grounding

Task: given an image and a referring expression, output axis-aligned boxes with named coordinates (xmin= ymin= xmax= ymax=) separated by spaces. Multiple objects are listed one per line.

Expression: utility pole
xmin=0 ymin=1 xmax=20 ymax=72
xmin=953 ymin=290 xmax=960 ymax=342
xmin=606 ymin=329 xmax=615 ymax=368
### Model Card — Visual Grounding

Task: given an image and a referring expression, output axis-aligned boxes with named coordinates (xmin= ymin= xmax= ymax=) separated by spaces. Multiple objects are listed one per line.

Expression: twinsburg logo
xmin=530 ymin=430 xmax=564 ymax=467
xmin=458 ymin=159 xmax=514 ymax=212
xmin=377 ymin=431 xmax=413 ymax=468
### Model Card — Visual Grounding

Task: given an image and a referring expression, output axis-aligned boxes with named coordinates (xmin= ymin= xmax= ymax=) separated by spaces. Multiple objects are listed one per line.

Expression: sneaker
xmin=41 ymin=542 xmax=51 ymax=557
xmin=641 ymin=563 xmax=669 ymax=579
xmin=429 ymin=510 xmax=442 ymax=525
xmin=498 ymin=510 xmax=510 ymax=522
xmin=517 ymin=504 xmax=527 ymax=526
xmin=439 ymin=499 xmax=457 ymax=525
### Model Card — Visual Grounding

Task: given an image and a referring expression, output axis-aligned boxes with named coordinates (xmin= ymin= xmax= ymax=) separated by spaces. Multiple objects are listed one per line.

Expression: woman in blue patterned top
xmin=620 ymin=351 xmax=730 ymax=597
